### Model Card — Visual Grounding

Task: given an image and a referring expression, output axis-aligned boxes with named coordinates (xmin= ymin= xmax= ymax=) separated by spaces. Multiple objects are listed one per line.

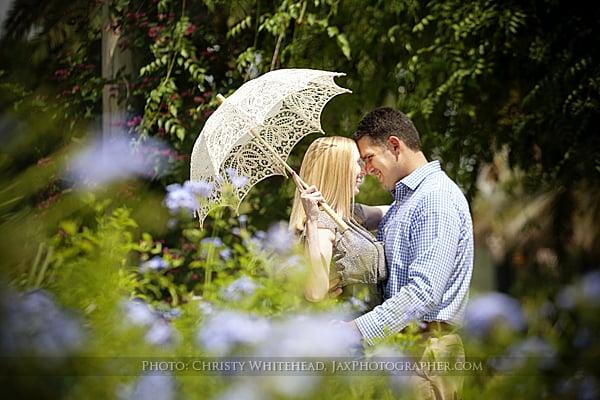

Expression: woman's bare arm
xmin=303 ymin=219 xmax=335 ymax=302
xmin=291 ymin=171 xmax=339 ymax=301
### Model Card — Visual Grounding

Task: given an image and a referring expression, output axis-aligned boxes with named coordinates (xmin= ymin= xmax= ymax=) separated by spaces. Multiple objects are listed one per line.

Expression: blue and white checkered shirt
xmin=355 ymin=161 xmax=473 ymax=345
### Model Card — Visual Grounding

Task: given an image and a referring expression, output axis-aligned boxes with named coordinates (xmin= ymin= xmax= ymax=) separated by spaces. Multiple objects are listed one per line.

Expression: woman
xmin=289 ymin=136 xmax=389 ymax=309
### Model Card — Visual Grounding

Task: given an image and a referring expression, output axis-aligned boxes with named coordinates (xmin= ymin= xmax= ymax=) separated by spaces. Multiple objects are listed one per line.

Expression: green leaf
xmin=326 ymin=26 xmax=339 ymax=37
xmin=336 ymin=33 xmax=351 ymax=60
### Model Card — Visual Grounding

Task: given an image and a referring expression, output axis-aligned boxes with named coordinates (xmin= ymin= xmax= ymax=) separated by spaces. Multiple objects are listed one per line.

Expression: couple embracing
xmin=289 ymin=107 xmax=474 ymax=400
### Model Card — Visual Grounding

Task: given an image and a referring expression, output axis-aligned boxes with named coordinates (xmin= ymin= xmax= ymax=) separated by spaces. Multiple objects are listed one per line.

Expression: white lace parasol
xmin=190 ymin=68 xmax=351 ymax=227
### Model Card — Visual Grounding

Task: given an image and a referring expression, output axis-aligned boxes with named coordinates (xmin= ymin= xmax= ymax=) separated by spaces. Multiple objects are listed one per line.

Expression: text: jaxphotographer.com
xmin=141 ymin=358 xmax=485 ymax=375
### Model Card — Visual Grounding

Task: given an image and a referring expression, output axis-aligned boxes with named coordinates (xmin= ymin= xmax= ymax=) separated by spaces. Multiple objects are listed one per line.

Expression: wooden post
xmin=101 ymin=3 xmax=133 ymax=139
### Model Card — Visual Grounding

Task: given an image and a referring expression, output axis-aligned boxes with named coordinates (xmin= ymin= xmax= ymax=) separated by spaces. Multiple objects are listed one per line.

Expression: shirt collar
xmin=393 ymin=160 xmax=441 ymax=198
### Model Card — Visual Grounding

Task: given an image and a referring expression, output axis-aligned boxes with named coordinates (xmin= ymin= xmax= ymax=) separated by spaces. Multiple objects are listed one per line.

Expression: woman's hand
xmin=291 ymin=172 xmax=324 ymax=221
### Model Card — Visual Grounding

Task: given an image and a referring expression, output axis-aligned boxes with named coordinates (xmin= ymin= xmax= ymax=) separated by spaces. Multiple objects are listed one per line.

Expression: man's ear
xmin=387 ymin=136 xmax=404 ymax=155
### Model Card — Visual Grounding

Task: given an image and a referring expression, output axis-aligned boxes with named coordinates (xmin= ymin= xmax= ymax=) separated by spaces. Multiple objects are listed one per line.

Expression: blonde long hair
xmin=289 ymin=136 xmax=357 ymax=233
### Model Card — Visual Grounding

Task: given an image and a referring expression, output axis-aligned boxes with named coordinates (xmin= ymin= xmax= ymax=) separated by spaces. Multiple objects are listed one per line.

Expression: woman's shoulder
xmin=314 ymin=210 xmax=338 ymax=230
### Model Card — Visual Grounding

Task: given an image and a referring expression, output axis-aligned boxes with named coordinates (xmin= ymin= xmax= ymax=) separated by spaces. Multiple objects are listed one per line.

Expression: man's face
xmin=356 ymin=136 xmax=402 ymax=191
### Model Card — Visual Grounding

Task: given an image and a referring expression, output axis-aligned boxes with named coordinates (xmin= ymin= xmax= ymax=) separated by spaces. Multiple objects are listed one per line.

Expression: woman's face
xmin=352 ymin=145 xmax=365 ymax=195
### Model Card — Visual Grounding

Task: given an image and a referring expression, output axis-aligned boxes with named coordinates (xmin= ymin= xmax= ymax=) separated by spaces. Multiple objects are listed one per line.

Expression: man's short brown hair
xmin=353 ymin=107 xmax=421 ymax=151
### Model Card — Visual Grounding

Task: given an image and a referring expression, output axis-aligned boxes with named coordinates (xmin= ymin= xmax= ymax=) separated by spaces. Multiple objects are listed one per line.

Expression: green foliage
xmin=49 ymin=205 xmax=139 ymax=324
xmin=0 ymin=2 xmax=599 ymax=397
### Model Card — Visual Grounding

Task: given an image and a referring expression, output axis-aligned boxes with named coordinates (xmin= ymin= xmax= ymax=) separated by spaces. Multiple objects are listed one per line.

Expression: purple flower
xmin=244 ymin=230 xmax=266 ymax=250
xmin=196 ymin=311 xmax=270 ymax=355
xmin=557 ymin=285 xmax=577 ymax=309
xmin=123 ymin=299 xmax=156 ymax=326
xmin=201 ymin=237 xmax=223 ymax=247
xmin=225 ymin=167 xmax=249 ymax=189
xmin=140 ymin=256 xmax=168 ymax=272
xmin=155 ymin=307 xmax=182 ymax=321
xmin=219 ymin=248 xmax=232 ymax=260
xmin=221 ymin=276 xmax=258 ymax=301
xmin=581 ymin=270 xmax=600 ymax=305
xmin=184 ymin=180 xmax=214 ymax=198
xmin=348 ymin=296 xmax=369 ymax=313
xmin=255 ymin=231 xmax=266 ymax=240
xmin=276 ymin=255 xmax=303 ymax=274
xmin=257 ymin=313 xmax=359 ymax=357
xmin=130 ymin=374 xmax=175 ymax=400
xmin=67 ymin=134 xmax=170 ymax=188
xmin=0 ymin=289 xmax=85 ymax=356
xmin=579 ymin=375 xmax=599 ymax=400
xmin=464 ymin=292 xmax=525 ymax=338
xmin=122 ymin=300 xmax=175 ymax=347
xmin=369 ymin=346 xmax=412 ymax=393
xmin=165 ymin=183 xmax=199 ymax=213
xmin=145 ymin=319 xmax=174 ymax=346
xmin=197 ymin=300 xmax=214 ymax=316
xmin=264 ymin=222 xmax=294 ymax=253
xmin=490 ymin=337 xmax=556 ymax=372
xmin=556 ymin=270 xmax=600 ymax=309
xmin=217 ymin=381 xmax=263 ymax=400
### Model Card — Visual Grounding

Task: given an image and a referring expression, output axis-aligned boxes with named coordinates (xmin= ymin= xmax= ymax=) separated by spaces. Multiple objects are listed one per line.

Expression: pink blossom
xmin=148 ymin=26 xmax=161 ymax=38
xmin=127 ymin=115 xmax=142 ymax=127
xmin=185 ymin=24 xmax=196 ymax=36
xmin=53 ymin=69 xmax=70 ymax=80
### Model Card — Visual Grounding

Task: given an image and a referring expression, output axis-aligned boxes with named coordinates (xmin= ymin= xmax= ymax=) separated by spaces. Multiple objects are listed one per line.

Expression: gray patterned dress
xmin=303 ymin=205 xmax=387 ymax=311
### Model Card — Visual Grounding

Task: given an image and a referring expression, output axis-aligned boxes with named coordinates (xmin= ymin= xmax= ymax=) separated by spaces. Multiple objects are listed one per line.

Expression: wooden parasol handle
xmin=247 ymin=129 xmax=350 ymax=232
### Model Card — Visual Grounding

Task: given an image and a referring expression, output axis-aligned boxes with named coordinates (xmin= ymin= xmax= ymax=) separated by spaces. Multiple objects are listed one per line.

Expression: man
xmin=348 ymin=107 xmax=474 ymax=399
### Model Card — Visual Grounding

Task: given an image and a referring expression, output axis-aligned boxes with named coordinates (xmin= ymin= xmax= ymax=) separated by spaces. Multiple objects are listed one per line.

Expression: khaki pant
xmin=410 ymin=333 xmax=465 ymax=400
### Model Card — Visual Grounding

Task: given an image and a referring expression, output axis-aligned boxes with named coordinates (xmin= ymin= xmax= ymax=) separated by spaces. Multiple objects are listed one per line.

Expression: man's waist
xmin=402 ymin=321 xmax=456 ymax=334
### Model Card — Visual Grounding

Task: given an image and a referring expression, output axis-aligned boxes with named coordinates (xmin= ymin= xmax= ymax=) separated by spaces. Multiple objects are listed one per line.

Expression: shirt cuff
xmin=354 ymin=311 xmax=385 ymax=346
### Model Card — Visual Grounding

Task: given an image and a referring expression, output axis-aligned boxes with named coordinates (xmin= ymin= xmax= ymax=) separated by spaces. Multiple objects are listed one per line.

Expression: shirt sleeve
xmin=354 ymin=191 xmax=461 ymax=344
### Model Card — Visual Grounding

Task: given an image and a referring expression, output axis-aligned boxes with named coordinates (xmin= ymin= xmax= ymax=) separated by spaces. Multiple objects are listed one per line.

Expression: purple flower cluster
xmin=464 ymin=292 xmax=525 ymax=339
xmin=196 ymin=310 xmax=359 ymax=358
xmin=196 ymin=311 xmax=270 ymax=356
xmin=490 ymin=337 xmax=556 ymax=373
xmin=122 ymin=299 xmax=175 ymax=346
xmin=557 ymin=270 xmax=600 ymax=310
xmin=140 ymin=256 xmax=168 ymax=273
xmin=225 ymin=167 xmax=249 ymax=189
xmin=165 ymin=180 xmax=214 ymax=214
xmin=244 ymin=222 xmax=295 ymax=255
xmin=67 ymin=134 xmax=171 ymax=188
xmin=126 ymin=374 xmax=176 ymax=400
xmin=0 ymin=289 xmax=85 ymax=356
xmin=256 ymin=313 xmax=360 ymax=357
xmin=221 ymin=276 xmax=258 ymax=301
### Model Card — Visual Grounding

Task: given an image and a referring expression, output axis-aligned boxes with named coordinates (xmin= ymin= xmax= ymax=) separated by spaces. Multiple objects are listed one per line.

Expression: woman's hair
xmin=289 ymin=136 xmax=357 ymax=233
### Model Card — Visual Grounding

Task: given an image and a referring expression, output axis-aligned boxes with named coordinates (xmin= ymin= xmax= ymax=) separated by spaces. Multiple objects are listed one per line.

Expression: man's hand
xmin=330 ymin=320 xmax=363 ymax=344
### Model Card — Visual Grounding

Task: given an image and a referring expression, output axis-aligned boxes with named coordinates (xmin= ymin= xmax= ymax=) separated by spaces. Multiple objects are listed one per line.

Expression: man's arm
xmin=356 ymin=204 xmax=391 ymax=231
xmin=354 ymin=193 xmax=462 ymax=344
